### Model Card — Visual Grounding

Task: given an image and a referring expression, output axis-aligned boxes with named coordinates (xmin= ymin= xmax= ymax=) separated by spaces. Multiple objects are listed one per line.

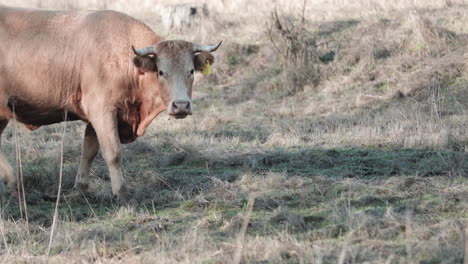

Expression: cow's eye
xmin=158 ymin=70 xmax=164 ymax=76
xmin=190 ymin=69 xmax=194 ymax=75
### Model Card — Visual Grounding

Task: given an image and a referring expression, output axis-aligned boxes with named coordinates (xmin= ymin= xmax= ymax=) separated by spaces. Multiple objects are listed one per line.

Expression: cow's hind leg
xmin=74 ymin=123 xmax=100 ymax=191
xmin=0 ymin=119 xmax=16 ymax=193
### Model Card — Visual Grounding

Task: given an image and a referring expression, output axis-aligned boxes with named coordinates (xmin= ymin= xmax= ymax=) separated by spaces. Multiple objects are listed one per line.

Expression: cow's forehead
xmin=157 ymin=47 xmax=193 ymax=70
xmin=156 ymin=40 xmax=192 ymax=56
xmin=157 ymin=42 xmax=194 ymax=69
xmin=158 ymin=40 xmax=191 ymax=49
xmin=158 ymin=50 xmax=192 ymax=60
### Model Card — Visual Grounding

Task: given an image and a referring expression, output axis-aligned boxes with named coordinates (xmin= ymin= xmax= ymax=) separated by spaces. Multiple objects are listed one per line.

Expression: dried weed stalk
xmin=267 ymin=7 xmax=319 ymax=95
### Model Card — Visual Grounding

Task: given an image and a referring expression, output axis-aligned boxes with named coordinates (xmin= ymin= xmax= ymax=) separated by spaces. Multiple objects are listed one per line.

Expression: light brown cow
xmin=0 ymin=6 xmax=221 ymax=204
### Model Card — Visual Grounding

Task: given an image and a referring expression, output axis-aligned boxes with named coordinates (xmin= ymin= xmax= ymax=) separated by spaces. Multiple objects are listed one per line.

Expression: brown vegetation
xmin=0 ymin=0 xmax=467 ymax=263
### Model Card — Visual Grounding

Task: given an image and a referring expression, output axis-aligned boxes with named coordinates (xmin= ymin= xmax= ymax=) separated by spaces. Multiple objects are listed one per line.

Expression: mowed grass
xmin=1 ymin=1 xmax=468 ymax=263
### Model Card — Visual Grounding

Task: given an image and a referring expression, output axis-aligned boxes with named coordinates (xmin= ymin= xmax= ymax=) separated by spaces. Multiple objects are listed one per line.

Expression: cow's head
xmin=132 ymin=40 xmax=221 ymax=119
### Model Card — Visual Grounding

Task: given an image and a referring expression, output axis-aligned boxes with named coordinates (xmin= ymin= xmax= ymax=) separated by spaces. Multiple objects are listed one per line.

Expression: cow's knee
xmin=103 ymin=151 xmax=121 ymax=168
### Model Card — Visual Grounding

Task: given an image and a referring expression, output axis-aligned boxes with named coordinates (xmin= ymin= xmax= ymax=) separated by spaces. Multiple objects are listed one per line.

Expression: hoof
xmin=74 ymin=182 xmax=89 ymax=192
xmin=113 ymin=191 xmax=137 ymax=207
xmin=7 ymin=181 xmax=18 ymax=196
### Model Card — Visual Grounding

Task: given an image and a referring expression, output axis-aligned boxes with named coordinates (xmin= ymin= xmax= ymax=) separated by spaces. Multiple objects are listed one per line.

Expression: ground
xmin=0 ymin=1 xmax=467 ymax=263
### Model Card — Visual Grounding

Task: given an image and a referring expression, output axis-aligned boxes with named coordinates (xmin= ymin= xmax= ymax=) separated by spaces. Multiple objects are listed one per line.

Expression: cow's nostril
xmin=171 ymin=101 xmax=191 ymax=115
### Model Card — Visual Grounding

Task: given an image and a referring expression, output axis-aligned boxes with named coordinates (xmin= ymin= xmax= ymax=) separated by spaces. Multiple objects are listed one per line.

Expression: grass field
xmin=0 ymin=0 xmax=467 ymax=263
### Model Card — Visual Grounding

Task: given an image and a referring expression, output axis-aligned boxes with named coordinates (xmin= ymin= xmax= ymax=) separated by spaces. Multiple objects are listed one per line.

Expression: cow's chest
xmin=117 ymin=119 xmax=137 ymax=144
xmin=116 ymin=103 xmax=141 ymax=144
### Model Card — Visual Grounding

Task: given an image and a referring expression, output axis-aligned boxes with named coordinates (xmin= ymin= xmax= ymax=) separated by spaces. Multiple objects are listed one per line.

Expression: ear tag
xmin=202 ymin=60 xmax=212 ymax=76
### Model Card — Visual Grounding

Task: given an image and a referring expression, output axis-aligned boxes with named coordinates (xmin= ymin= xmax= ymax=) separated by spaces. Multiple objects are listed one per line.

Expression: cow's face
xmin=132 ymin=40 xmax=221 ymax=119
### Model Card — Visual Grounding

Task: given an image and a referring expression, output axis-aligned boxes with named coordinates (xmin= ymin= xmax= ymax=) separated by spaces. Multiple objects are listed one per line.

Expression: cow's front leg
xmin=90 ymin=112 xmax=130 ymax=205
xmin=74 ymin=123 xmax=99 ymax=191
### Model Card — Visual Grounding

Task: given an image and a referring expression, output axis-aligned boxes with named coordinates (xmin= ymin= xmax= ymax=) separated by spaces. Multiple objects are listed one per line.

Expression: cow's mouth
xmin=170 ymin=114 xmax=189 ymax=119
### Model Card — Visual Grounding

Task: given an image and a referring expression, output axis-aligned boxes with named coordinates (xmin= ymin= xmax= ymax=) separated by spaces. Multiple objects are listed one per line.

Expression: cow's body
xmin=0 ymin=7 xmax=220 ymax=203
xmin=0 ymin=7 xmax=162 ymax=142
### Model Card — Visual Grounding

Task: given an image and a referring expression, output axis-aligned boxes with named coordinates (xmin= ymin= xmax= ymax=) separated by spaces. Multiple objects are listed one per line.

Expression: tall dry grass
xmin=2 ymin=0 xmax=467 ymax=17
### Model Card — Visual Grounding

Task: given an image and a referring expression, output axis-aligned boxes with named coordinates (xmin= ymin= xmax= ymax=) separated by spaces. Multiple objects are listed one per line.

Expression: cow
xmin=0 ymin=6 xmax=221 ymax=204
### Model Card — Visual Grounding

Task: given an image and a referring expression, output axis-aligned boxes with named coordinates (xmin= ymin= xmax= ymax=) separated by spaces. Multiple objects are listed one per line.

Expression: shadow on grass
xmin=132 ymin=144 xmax=467 ymax=203
xmin=1 ymin=139 xmax=466 ymax=226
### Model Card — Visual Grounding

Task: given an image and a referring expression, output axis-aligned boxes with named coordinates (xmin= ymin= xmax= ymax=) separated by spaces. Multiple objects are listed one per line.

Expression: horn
xmin=132 ymin=45 xmax=157 ymax=56
xmin=192 ymin=41 xmax=223 ymax=53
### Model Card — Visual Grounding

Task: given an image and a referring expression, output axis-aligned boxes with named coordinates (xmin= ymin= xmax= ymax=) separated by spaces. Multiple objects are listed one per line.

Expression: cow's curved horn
xmin=132 ymin=45 xmax=157 ymax=56
xmin=192 ymin=41 xmax=222 ymax=53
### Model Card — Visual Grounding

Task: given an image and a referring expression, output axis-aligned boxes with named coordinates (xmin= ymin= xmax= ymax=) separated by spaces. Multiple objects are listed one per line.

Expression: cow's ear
xmin=194 ymin=52 xmax=215 ymax=72
xmin=133 ymin=55 xmax=157 ymax=74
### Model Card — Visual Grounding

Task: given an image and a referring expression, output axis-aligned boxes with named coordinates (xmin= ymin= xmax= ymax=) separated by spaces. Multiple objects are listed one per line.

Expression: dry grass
xmin=0 ymin=0 xmax=467 ymax=263
xmin=1 ymin=174 xmax=466 ymax=263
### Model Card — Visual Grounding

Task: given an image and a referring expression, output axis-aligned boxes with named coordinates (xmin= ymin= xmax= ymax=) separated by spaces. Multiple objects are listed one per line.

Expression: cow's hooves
xmin=8 ymin=188 xmax=18 ymax=198
xmin=113 ymin=193 xmax=137 ymax=207
xmin=7 ymin=182 xmax=18 ymax=197
xmin=74 ymin=182 xmax=89 ymax=192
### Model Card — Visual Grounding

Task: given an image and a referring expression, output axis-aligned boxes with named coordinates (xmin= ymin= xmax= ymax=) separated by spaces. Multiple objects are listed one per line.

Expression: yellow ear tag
xmin=202 ymin=60 xmax=211 ymax=76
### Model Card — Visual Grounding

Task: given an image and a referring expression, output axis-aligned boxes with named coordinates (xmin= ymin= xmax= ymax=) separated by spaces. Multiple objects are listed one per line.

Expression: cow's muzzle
xmin=168 ymin=100 xmax=192 ymax=119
